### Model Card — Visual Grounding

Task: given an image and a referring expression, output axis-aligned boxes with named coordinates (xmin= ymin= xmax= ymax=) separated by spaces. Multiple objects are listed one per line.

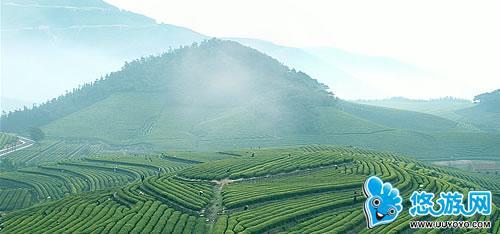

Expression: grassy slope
xmin=355 ymin=96 xmax=500 ymax=133
xmin=21 ymin=40 xmax=499 ymax=162
xmin=355 ymin=98 xmax=474 ymax=121
xmin=339 ymin=101 xmax=469 ymax=132
xmin=41 ymin=92 xmax=500 ymax=161
xmin=457 ymin=105 xmax=500 ymax=132
xmin=42 ymin=93 xmax=387 ymax=149
xmin=43 ymin=92 xmax=166 ymax=143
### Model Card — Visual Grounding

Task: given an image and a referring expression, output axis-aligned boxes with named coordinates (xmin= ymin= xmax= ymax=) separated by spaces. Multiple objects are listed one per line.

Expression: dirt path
xmin=180 ymin=161 xmax=355 ymax=232
xmin=206 ymin=183 xmax=224 ymax=232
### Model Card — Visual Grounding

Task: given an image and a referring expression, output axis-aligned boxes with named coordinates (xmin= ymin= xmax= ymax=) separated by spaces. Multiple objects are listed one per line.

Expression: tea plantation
xmin=1 ymin=145 xmax=498 ymax=233
xmin=0 ymin=134 xmax=17 ymax=150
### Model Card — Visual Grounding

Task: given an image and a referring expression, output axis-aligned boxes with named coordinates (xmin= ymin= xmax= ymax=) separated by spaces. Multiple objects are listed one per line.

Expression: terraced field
xmin=2 ymin=192 xmax=209 ymax=234
xmin=1 ymin=140 xmax=104 ymax=166
xmin=0 ymin=133 xmax=17 ymax=150
xmin=0 ymin=155 xmax=193 ymax=211
xmin=1 ymin=145 xmax=498 ymax=233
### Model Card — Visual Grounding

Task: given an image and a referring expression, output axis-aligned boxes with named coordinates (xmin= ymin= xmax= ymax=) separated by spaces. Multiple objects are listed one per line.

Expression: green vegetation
xmin=178 ymin=147 xmax=353 ymax=180
xmin=356 ymin=93 xmax=500 ymax=133
xmin=457 ymin=89 xmax=500 ymax=132
xmin=0 ymin=155 xmax=191 ymax=211
xmin=355 ymin=97 xmax=474 ymax=121
xmin=1 ymin=26 xmax=499 ymax=234
xmin=27 ymin=127 xmax=45 ymax=142
xmin=2 ymin=39 xmax=334 ymax=136
xmin=1 ymin=140 xmax=103 ymax=166
xmin=474 ymin=89 xmax=500 ymax=109
xmin=339 ymin=100 xmax=468 ymax=132
xmin=1 ymin=192 xmax=209 ymax=233
xmin=0 ymin=189 xmax=31 ymax=211
xmin=141 ymin=175 xmax=214 ymax=211
xmin=0 ymin=133 xmax=17 ymax=150
xmin=2 ymin=40 xmax=497 ymax=163
xmin=1 ymin=146 xmax=498 ymax=233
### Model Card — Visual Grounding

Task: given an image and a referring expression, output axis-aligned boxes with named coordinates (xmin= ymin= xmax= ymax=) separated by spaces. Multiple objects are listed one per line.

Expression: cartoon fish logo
xmin=363 ymin=176 xmax=403 ymax=228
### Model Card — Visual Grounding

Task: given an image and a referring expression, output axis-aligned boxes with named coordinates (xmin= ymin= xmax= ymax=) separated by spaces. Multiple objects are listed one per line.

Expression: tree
xmin=474 ymin=89 xmax=500 ymax=106
xmin=28 ymin=127 xmax=45 ymax=141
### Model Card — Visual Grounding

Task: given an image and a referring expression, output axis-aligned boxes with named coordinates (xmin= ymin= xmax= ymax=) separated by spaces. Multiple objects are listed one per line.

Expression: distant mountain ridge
xmin=356 ymin=93 xmax=500 ymax=133
xmin=227 ymin=38 xmax=439 ymax=99
xmin=3 ymin=0 xmax=444 ymax=107
xmin=2 ymin=0 xmax=207 ymax=104
xmin=355 ymin=97 xmax=474 ymax=121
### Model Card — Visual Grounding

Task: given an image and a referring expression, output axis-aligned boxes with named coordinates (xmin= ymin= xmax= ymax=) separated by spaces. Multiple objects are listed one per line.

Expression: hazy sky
xmin=102 ymin=0 xmax=500 ymax=97
xmin=106 ymin=0 xmax=500 ymax=99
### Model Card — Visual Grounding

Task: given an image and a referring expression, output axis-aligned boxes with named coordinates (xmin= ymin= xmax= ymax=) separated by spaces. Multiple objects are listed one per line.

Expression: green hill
xmin=355 ymin=97 xmax=474 ymax=121
xmin=1 ymin=39 xmax=357 ymax=142
xmin=1 ymin=39 xmax=498 ymax=161
xmin=338 ymin=100 xmax=467 ymax=132
xmin=356 ymin=93 xmax=500 ymax=133
xmin=457 ymin=89 xmax=500 ymax=132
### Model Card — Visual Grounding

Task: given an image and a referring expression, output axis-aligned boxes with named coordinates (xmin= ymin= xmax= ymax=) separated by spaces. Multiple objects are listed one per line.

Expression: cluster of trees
xmin=474 ymin=89 xmax=500 ymax=111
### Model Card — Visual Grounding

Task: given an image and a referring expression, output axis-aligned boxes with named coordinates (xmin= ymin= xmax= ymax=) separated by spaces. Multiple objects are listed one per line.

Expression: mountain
xmin=2 ymin=0 xmax=441 ymax=106
xmin=1 ymin=0 xmax=207 ymax=104
xmin=337 ymin=100 xmax=469 ymax=133
xmin=355 ymin=97 xmax=474 ymax=121
xmin=355 ymin=94 xmax=500 ymax=133
xmin=1 ymin=39 xmax=338 ymax=141
xmin=3 ymin=39 xmax=498 ymax=162
xmin=224 ymin=38 xmax=370 ymax=99
xmin=227 ymin=38 xmax=439 ymax=99
xmin=456 ymin=89 xmax=500 ymax=132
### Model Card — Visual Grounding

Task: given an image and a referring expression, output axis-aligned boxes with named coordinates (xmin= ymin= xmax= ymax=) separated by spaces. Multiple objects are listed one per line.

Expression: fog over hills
xmin=2 ymin=39 xmax=498 ymax=161
xmin=0 ymin=2 xmax=499 ymax=233
xmin=1 ymin=0 xmax=207 ymax=108
xmin=228 ymin=38 xmax=440 ymax=100
xmin=2 ymin=0 xmax=451 ymax=112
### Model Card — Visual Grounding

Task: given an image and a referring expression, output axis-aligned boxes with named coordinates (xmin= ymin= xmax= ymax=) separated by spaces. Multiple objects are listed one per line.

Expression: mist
xmin=0 ymin=0 xmax=206 ymax=112
xmin=2 ymin=40 xmax=124 ymax=106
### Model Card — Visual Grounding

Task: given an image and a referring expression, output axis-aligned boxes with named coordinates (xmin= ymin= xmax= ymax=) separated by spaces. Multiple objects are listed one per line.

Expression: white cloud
xmin=105 ymin=0 xmax=500 ymax=99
